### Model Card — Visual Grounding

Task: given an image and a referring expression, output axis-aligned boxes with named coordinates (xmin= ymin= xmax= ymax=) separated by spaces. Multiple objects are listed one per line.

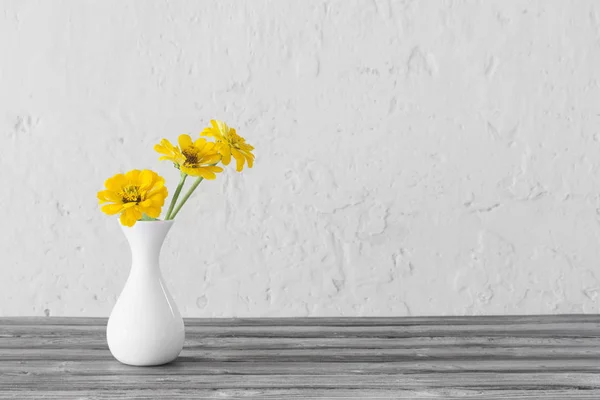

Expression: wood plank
xmin=2 ymin=389 xmax=600 ymax=400
xmin=1 ymin=359 xmax=600 ymax=375
xmin=3 ymin=323 xmax=599 ymax=339
xmin=1 ymin=314 xmax=598 ymax=327
xmin=1 ymin=346 xmax=599 ymax=363
xmin=1 ymin=372 xmax=599 ymax=390
xmin=2 ymin=335 xmax=599 ymax=350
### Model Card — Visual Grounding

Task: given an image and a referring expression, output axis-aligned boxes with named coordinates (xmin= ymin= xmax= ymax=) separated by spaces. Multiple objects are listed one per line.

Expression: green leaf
xmin=140 ymin=214 xmax=159 ymax=221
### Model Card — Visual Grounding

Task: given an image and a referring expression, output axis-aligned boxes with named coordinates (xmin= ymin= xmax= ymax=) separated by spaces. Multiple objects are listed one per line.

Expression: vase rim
xmin=119 ymin=219 xmax=175 ymax=227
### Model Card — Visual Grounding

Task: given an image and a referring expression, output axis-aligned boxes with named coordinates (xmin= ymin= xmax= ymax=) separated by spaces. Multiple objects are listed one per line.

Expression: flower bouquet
xmin=97 ymin=120 xmax=254 ymax=366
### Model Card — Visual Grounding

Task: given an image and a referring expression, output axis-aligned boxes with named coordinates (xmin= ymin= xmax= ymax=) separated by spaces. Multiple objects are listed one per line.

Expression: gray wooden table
xmin=0 ymin=315 xmax=599 ymax=399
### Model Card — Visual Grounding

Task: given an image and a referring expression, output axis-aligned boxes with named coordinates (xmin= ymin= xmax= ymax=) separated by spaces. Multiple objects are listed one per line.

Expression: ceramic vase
xmin=106 ymin=220 xmax=185 ymax=366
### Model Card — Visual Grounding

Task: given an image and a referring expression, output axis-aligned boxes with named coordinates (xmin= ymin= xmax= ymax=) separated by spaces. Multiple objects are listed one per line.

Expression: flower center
xmin=120 ymin=185 xmax=142 ymax=204
xmin=222 ymin=133 xmax=241 ymax=149
xmin=182 ymin=148 xmax=200 ymax=166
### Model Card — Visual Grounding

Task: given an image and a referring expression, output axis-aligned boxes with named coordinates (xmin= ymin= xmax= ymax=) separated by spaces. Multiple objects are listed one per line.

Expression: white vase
xmin=106 ymin=220 xmax=185 ymax=366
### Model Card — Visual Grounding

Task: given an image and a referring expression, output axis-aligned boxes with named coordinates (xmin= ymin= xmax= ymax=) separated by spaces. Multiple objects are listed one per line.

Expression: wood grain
xmin=0 ymin=315 xmax=599 ymax=399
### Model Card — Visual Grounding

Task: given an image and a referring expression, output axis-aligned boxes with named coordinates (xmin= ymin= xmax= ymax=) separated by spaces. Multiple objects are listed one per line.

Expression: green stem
xmin=165 ymin=172 xmax=187 ymax=220
xmin=169 ymin=176 xmax=204 ymax=219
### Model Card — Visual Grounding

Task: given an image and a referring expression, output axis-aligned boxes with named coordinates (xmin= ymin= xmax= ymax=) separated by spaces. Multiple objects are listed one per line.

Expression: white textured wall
xmin=1 ymin=0 xmax=599 ymax=317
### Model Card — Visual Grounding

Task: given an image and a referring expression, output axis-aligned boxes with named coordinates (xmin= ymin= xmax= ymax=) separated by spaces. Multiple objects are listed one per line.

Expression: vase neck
xmin=120 ymin=221 xmax=174 ymax=270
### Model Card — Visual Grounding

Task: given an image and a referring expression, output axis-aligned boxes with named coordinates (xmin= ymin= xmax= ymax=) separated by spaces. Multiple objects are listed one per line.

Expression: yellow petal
xmin=139 ymin=199 xmax=153 ymax=208
xmin=231 ymin=148 xmax=245 ymax=172
xmin=97 ymin=190 xmax=121 ymax=204
xmin=105 ymin=174 xmax=126 ymax=191
xmin=195 ymin=168 xmax=217 ymax=180
xmin=239 ymin=141 xmax=254 ymax=152
xmin=147 ymin=184 xmax=167 ymax=198
xmin=101 ymin=203 xmax=124 ymax=215
xmin=122 ymin=207 xmax=142 ymax=226
xmin=148 ymin=178 xmax=165 ymax=194
xmin=154 ymin=146 xmax=175 ymax=158
xmin=202 ymin=153 xmax=221 ymax=165
xmin=120 ymin=211 xmax=136 ymax=227
xmin=193 ymin=137 xmax=208 ymax=150
xmin=180 ymin=165 xmax=200 ymax=177
xmin=155 ymin=139 xmax=183 ymax=162
xmin=147 ymin=192 xmax=167 ymax=207
xmin=154 ymin=144 xmax=167 ymax=154
xmin=144 ymin=206 xmax=161 ymax=218
xmin=125 ymin=169 xmax=141 ymax=183
xmin=200 ymin=127 xmax=214 ymax=138
xmin=203 ymin=140 xmax=216 ymax=151
xmin=139 ymin=170 xmax=154 ymax=191
xmin=161 ymin=138 xmax=176 ymax=150
xmin=214 ymin=120 xmax=228 ymax=134
xmin=219 ymin=144 xmax=231 ymax=165
xmin=205 ymin=165 xmax=223 ymax=174
xmin=178 ymin=134 xmax=193 ymax=150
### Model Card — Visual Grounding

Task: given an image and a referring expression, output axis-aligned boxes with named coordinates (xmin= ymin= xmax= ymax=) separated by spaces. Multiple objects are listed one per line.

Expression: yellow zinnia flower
xmin=201 ymin=120 xmax=255 ymax=172
xmin=156 ymin=134 xmax=223 ymax=179
xmin=97 ymin=169 xmax=168 ymax=227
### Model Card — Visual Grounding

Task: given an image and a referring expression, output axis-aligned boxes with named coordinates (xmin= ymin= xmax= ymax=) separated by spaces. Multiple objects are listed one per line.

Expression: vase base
xmin=110 ymin=346 xmax=183 ymax=366
xmin=113 ymin=356 xmax=181 ymax=367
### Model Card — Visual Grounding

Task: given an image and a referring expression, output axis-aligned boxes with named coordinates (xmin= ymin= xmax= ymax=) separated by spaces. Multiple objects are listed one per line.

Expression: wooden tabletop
xmin=0 ymin=315 xmax=599 ymax=399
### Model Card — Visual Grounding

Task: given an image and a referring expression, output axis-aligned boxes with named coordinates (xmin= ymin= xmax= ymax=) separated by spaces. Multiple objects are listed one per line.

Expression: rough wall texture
xmin=1 ymin=0 xmax=599 ymax=317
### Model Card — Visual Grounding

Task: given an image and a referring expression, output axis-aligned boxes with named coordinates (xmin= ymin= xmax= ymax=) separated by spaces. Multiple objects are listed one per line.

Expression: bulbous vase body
xmin=106 ymin=220 xmax=184 ymax=366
